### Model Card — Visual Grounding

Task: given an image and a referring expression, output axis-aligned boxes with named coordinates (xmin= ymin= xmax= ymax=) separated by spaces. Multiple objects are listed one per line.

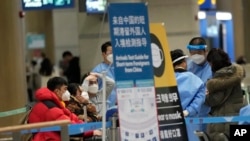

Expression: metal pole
xmin=111 ymin=116 xmax=117 ymax=141
xmin=12 ymin=132 xmax=21 ymax=141
xmin=60 ymin=125 xmax=69 ymax=141
xmin=102 ymin=71 xmax=107 ymax=141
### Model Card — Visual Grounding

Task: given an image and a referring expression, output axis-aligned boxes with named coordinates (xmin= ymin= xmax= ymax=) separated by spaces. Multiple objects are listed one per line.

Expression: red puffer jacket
xmin=28 ymin=87 xmax=93 ymax=141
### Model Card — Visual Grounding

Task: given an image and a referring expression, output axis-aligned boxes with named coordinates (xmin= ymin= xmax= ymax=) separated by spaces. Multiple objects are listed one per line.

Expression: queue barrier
xmin=2 ymin=106 xmax=250 ymax=141
xmin=0 ymin=120 xmax=70 ymax=141
xmin=0 ymin=120 xmax=113 ymax=141
xmin=185 ymin=115 xmax=250 ymax=124
xmin=0 ymin=107 xmax=28 ymax=118
xmin=185 ymin=116 xmax=250 ymax=141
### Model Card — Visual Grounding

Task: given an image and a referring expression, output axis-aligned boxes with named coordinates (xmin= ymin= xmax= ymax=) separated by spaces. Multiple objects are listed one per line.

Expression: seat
xmin=194 ymin=130 xmax=210 ymax=141
xmin=218 ymin=133 xmax=229 ymax=141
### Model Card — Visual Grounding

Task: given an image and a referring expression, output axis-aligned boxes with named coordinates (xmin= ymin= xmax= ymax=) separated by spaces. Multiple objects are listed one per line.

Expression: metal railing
xmin=0 ymin=120 xmax=70 ymax=141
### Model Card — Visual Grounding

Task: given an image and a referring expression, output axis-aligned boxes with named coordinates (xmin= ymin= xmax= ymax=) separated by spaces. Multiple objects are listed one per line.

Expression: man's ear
xmin=102 ymin=52 xmax=106 ymax=57
xmin=54 ymin=89 xmax=60 ymax=96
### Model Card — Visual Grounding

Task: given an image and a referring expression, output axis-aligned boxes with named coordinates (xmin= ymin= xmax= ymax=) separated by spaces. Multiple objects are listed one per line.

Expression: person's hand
xmin=86 ymin=74 xmax=98 ymax=81
xmin=183 ymin=110 xmax=189 ymax=117
xmin=90 ymin=72 xmax=102 ymax=78
xmin=75 ymin=95 xmax=88 ymax=104
xmin=93 ymin=130 xmax=102 ymax=136
xmin=86 ymin=103 xmax=97 ymax=113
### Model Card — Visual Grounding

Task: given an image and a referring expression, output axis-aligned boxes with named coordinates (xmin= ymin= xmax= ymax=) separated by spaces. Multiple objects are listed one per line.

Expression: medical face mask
xmin=107 ymin=54 xmax=113 ymax=64
xmin=190 ymin=54 xmax=205 ymax=65
xmin=88 ymin=84 xmax=99 ymax=94
xmin=81 ymin=91 xmax=89 ymax=100
xmin=62 ymin=90 xmax=71 ymax=101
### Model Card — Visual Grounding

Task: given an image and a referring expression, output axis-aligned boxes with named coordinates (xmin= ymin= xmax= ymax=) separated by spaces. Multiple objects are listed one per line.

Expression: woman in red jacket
xmin=28 ymin=77 xmax=101 ymax=141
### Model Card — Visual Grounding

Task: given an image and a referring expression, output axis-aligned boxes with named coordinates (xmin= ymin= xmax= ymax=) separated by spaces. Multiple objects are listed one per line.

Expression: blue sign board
xmin=22 ymin=0 xmax=74 ymax=11
xmin=108 ymin=3 xmax=160 ymax=141
xmin=108 ymin=3 xmax=153 ymax=81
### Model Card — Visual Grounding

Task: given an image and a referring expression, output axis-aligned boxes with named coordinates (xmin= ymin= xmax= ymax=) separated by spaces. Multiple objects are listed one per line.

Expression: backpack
xmin=19 ymin=101 xmax=57 ymax=141
xmin=19 ymin=103 xmax=34 ymax=141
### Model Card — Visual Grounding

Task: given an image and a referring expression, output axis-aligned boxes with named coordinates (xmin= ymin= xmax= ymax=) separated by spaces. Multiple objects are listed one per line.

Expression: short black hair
xmin=68 ymin=83 xmax=80 ymax=96
xmin=101 ymin=41 xmax=112 ymax=53
xmin=189 ymin=37 xmax=206 ymax=45
xmin=207 ymin=48 xmax=231 ymax=72
xmin=81 ymin=72 xmax=91 ymax=84
xmin=236 ymin=56 xmax=247 ymax=65
xmin=62 ymin=51 xmax=72 ymax=58
xmin=47 ymin=77 xmax=68 ymax=91
xmin=170 ymin=49 xmax=186 ymax=66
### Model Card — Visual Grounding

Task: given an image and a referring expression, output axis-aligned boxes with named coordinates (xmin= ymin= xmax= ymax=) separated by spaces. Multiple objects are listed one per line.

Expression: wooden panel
xmin=0 ymin=0 xmax=27 ymax=127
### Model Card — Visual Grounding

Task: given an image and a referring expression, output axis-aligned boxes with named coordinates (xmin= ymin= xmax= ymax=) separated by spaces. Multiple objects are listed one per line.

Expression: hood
xmin=35 ymin=87 xmax=64 ymax=109
xmin=207 ymin=64 xmax=241 ymax=93
xmin=213 ymin=63 xmax=244 ymax=78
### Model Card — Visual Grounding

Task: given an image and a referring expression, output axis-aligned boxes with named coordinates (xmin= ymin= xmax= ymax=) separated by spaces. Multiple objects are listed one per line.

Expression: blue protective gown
xmin=175 ymin=69 xmax=206 ymax=141
xmin=92 ymin=62 xmax=116 ymax=107
xmin=187 ymin=59 xmax=212 ymax=132
xmin=239 ymin=104 xmax=250 ymax=125
xmin=187 ymin=59 xmax=212 ymax=84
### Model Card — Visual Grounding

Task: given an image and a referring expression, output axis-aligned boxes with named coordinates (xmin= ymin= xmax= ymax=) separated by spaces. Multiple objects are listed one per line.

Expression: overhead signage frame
xmin=21 ymin=0 xmax=74 ymax=11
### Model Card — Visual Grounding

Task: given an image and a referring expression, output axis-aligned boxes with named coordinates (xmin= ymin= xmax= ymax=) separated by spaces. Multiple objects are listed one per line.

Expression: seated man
xmin=28 ymin=77 xmax=101 ymax=141
xmin=82 ymin=72 xmax=115 ymax=116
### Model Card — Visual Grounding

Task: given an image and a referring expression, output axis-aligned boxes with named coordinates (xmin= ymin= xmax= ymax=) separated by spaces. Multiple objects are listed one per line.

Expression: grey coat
xmin=205 ymin=64 xmax=245 ymax=141
xmin=89 ymin=76 xmax=115 ymax=115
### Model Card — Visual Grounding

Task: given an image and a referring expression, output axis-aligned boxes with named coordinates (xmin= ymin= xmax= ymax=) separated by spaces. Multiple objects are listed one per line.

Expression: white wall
xmin=52 ymin=0 xmax=200 ymax=76
xmin=52 ymin=8 xmax=80 ymax=68
xmin=77 ymin=0 xmax=200 ymax=75
xmin=147 ymin=0 xmax=199 ymax=53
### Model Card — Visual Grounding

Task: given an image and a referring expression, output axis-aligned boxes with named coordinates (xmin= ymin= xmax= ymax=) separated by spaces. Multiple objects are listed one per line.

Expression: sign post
xmin=150 ymin=23 xmax=188 ymax=141
xmin=108 ymin=3 xmax=160 ymax=141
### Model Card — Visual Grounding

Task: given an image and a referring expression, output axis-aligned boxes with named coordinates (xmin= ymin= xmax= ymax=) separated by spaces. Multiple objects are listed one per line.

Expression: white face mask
xmin=81 ymin=91 xmax=89 ymax=100
xmin=190 ymin=54 xmax=205 ymax=65
xmin=107 ymin=54 xmax=113 ymax=64
xmin=62 ymin=90 xmax=71 ymax=101
xmin=88 ymin=84 xmax=99 ymax=94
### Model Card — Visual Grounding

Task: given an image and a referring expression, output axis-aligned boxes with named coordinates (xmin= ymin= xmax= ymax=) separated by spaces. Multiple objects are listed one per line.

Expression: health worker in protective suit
xmin=171 ymin=49 xmax=206 ymax=141
xmin=186 ymin=37 xmax=212 ymax=132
